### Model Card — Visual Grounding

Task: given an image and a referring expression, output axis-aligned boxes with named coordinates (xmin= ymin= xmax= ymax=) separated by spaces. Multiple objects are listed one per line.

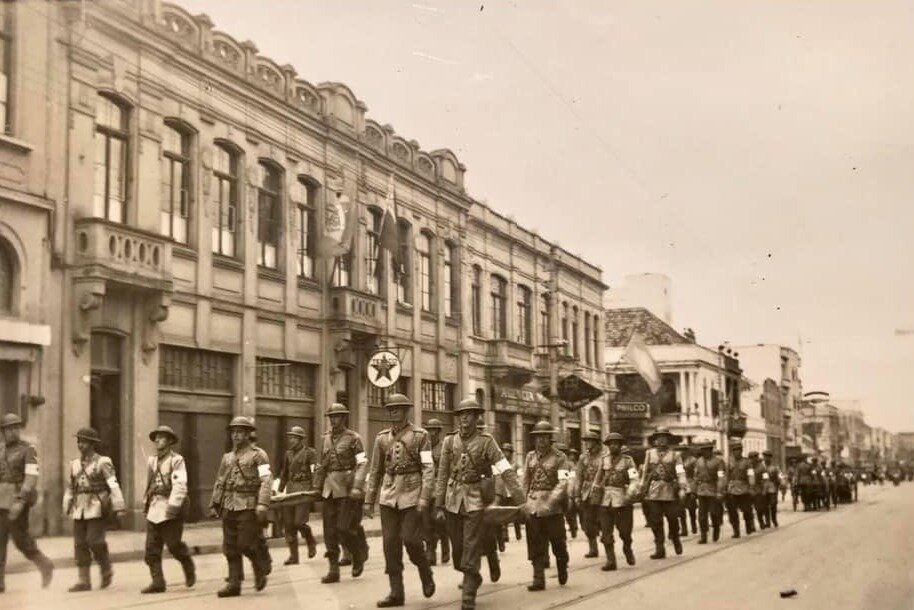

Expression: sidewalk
xmin=6 ymin=514 xmax=384 ymax=575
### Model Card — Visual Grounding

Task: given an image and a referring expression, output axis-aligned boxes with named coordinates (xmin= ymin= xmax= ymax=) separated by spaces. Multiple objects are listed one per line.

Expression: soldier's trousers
xmin=379 ymin=505 xmax=430 ymax=576
xmin=73 ymin=518 xmax=109 ymax=567
xmin=322 ymin=497 xmax=366 ymax=562
xmin=564 ymin=503 xmax=579 ymax=535
xmin=597 ymin=505 xmax=633 ymax=548
xmin=445 ymin=509 xmax=486 ymax=577
xmin=766 ymin=493 xmax=779 ymax=525
xmin=424 ymin=507 xmax=450 ymax=558
xmin=725 ymin=494 xmax=754 ymax=532
xmin=0 ymin=507 xmax=46 ymax=572
xmin=645 ymin=500 xmax=680 ymax=545
xmin=696 ymin=495 xmax=723 ymax=532
xmin=526 ymin=514 xmax=568 ymax=569
xmin=497 ymin=496 xmax=522 ymax=542
xmin=282 ymin=502 xmax=313 ymax=547
xmin=579 ymin=503 xmax=601 ymax=540
xmin=753 ymin=494 xmax=769 ymax=527
xmin=681 ymin=493 xmax=697 ymax=532
xmin=221 ymin=510 xmax=266 ymax=580
xmin=145 ymin=518 xmax=192 ymax=566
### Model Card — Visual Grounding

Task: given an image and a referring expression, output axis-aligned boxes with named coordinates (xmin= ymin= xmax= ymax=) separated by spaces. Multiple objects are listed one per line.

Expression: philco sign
xmin=611 ymin=402 xmax=650 ymax=420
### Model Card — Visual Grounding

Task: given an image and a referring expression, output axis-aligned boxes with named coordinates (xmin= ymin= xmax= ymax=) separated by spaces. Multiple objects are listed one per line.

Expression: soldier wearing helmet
xmin=592 ymin=432 xmax=639 ymax=571
xmin=692 ymin=440 xmax=726 ymax=544
xmin=638 ymin=427 xmax=688 ymax=560
xmin=140 ymin=424 xmax=194 ymax=594
xmin=523 ymin=420 xmax=572 ymax=592
xmin=434 ymin=397 xmax=523 ymax=610
xmin=572 ymin=431 xmax=606 ymax=560
xmin=725 ymin=440 xmax=756 ymax=538
xmin=0 ymin=413 xmax=53 ymax=592
xmin=210 ymin=416 xmax=273 ymax=597
xmin=277 ymin=425 xmax=318 ymax=565
xmin=423 ymin=418 xmax=450 ymax=565
xmin=761 ymin=450 xmax=781 ymax=527
xmin=62 ymin=426 xmax=126 ymax=592
xmin=555 ymin=442 xmax=579 ymax=540
xmin=312 ymin=403 xmax=369 ymax=584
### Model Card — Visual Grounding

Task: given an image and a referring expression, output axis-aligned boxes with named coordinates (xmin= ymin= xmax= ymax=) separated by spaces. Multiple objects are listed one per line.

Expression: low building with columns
xmin=604 ymin=308 xmax=743 ymax=451
xmin=5 ymin=0 xmax=606 ymax=533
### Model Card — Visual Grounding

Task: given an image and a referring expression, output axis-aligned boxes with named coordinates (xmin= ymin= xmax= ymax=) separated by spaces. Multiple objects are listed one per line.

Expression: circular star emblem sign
xmin=367 ymin=350 xmax=401 ymax=388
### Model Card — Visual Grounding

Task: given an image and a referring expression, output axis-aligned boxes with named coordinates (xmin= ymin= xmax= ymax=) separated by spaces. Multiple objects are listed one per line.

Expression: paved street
xmin=3 ymin=484 xmax=910 ymax=610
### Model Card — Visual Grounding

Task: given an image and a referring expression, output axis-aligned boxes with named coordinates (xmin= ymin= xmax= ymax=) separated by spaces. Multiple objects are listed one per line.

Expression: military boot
xmin=141 ymin=562 xmax=166 ymax=594
xmin=557 ymin=559 xmax=568 ymax=585
xmin=321 ymin=558 xmax=340 ymax=583
xmin=426 ymin=547 xmax=437 ymax=566
xmin=585 ymin=537 xmax=599 ymax=558
xmin=351 ymin=545 xmax=366 ymax=578
xmin=527 ymin=564 xmax=546 ymax=591
xmin=284 ymin=543 xmax=300 ymax=566
xmin=746 ymin=519 xmax=756 ymax=535
xmin=377 ymin=573 xmax=405 ymax=607
xmin=731 ymin=521 xmax=741 ymax=539
xmin=461 ymin=572 xmax=482 ymax=610
xmin=301 ymin=525 xmax=317 ymax=559
xmin=34 ymin=553 xmax=54 ymax=588
xmin=487 ymin=551 xmax=501 ymax=583
xmin=690 ymin=514 xmax=698 ymax=534
xmin=600 ymin=544 xmax=617 ymax=571
xmin=419 ymin=565 xmax=436 ymax=598
xmin=712 ymin=525 xmax=721 ymax=542
xmin=650 ymin=541 xmax=666 ymax=560
xmin=672 ymin=535 xmax=683 ymax=555
xmin=95 ymin=545 xmax=113 ymax=589
xmin=622 ymin=542 xmax=636 ymax=566
xmin=68 ymin=566 xmax=91 ymax=592
xmin=339 ymin=548 xmax=352 ymax=566
xmin=253 ymin=559 xmax=268 ymax=592
xmin=698 ymin=530 xmax=708 ymax=544
xmin=217 ymin=559 xmax=242 ymax=597
xmin=441 ymin=536 xmax=451 ymax=564
xmin=0 ymin=570 xmax=5 ymax=593
xmin=180 ymin=556 xmax=196 ymax=588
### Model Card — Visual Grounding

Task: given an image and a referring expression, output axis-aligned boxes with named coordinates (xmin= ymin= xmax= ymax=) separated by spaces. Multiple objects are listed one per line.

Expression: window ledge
xmin=421 ymin=311 xmax=437 ymax=322
xmin=172 ymin=244 xmax=198 ymax=261
xmin=297 ymin=276 xmax=319 ymax=290
xmin=213 ymin=254 xmax=244 ymax=271
xmin=0 ymin=134 xmax=33 ymax=154
xmin=257 ymin=267 xmax=286 ymax=282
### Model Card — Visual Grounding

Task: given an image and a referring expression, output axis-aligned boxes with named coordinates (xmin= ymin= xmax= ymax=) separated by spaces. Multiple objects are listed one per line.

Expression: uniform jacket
xmin=573 ymin=448 xmax=607 ymax=504
xmin=796 ymin=462 xmax=813 ymax=485
xmin=279 ymin=444 xmax=317 ymax=493
xmin=682 ymin=454 xmax=698 ymax=493
xmin=434 ymin=431 xmax=522 ymax=514
xmin=313 ymin=428 xmax=368 ymax=499
xmin=594 ymin=452 xmax=639 ymax=507
xmin=762 ymin=462 xmax=781 ymax=494
xmin=727 ymin=456 xmax=753 ymax=496
xmin=639 ymin=448 xmax=687 ymax=501
xmin=693 ymin=456 xmax=727 ymax=497
xmin=522 ymin=446 xmax=571 ymax=517
xmin=0 ymin=439 xmax=39 ymax=510
xmin=63 ymin=453 xmax=126 ymax=520
xmin=494 ymin=454 xmax=522 ymax=499
xmin=365 ymin=422 xmax=434 ymax=509
xmin=748 ymin=460 xmax=764 ymax=495
xmin=210 ymin=444 xmax=272 ymax=513
xmin=144 ymin=450 xmax=188 ymax=524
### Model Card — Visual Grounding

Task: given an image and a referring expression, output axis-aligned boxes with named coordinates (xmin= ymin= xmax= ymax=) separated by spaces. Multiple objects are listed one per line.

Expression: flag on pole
xmin=378 ymin=174 xmax=400 ymax=272
xmin=622 ymin=332 xmax=662 ymax=394
xmin=318 ymin=177 xmax=355 ymax=258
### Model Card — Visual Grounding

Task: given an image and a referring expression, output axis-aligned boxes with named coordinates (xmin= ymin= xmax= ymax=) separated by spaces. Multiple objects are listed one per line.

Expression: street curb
xmin=4 ymin=526 xmax=384 ymax=576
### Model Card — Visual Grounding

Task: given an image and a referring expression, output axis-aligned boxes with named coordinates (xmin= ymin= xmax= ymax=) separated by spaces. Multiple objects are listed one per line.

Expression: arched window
xmin=256 ymin=161 xmax=282 ymax=269
xmin=516 ymin=285 xmax=531 ymax=345
xmin=292 ymin=176 xmax=318 ymax=279
xmin=0 ymin=238 xmax=15 ymax=313
xmin=161 ymin=120 xmax=192 ymax=244
xmin=442 ymin=242 xmax=456 ymax=317
xmin=94 ymin=94 xmax=129 ymax=223
xmin=417 ymin=231 xmax=433 ymax=312
xmin=365 ymin=207 xmax=383 ymax=295
xmin=212 ymin=142 xmax=239 ymax=257
xmin=471 ymin=265 xmax=482 ymax=335
xmin=396 ymin=219 xmax=412 ymax=305
xmin=584 ymin=312 xmax=592 ymax=365
xmin=490 ymin=274 xmax=507 ymax=339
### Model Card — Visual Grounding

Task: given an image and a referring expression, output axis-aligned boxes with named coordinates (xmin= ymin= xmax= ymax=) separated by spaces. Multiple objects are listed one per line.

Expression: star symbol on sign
xmin=372 ymin=355 xmax=394 ymax=382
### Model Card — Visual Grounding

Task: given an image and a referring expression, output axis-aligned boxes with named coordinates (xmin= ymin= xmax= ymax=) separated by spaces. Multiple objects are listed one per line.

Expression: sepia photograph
xmin=0 ymin=1 xmax=912 ymax=608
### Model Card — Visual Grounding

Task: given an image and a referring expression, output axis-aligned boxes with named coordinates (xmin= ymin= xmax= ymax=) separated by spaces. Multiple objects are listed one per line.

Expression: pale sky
xmin=178 ymin=0 xmax=914 ymax=431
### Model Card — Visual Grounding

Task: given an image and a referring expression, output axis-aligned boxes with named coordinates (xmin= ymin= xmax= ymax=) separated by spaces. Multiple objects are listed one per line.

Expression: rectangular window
xmin=292 ymin=179 xmax=316 ymax=278
xmin=561 ymin=303 xmax=569 ymax=355
xmin=94 ymin=95 xmax=128 ymax=223
xmin=365 ymin=209 xmax=382 ymax=294
xmin=442 ymin=244 xmax=454 ymax=317
xmin=584 ymin=313 xmax=591 ymax=365
xmin=211 ymin=145 xmax=238 ymax=257
xmin=255 ymin=358 xmax=317 ymax=400
xmin=572 ymin=308 xmax=579 ymax=359
xmin=161 ymin=122 xmax=191 ymax=244
xmin=592 ymin=316 xmax=600 ymax=367
xmin=257 ymin=163 xmax=281 ymax=269
xmin=159 ymin=346 xmax=234 ymax=393
xmin=540 ymin=294 xmax=551 ymax=345
xmin=333 ymin=255 xmax=351 ymax=287
xmin=367 ymin=376 xmax=411 ymax=408
xmin=491 ymin=275 xmax=507 ymax=339
xmin=517 ymin=286 xmax=531 ymax=345
xmin=396 ymin=222 xmax=412 ymax=305
xmin=418 ymin=233 xmax=432 ymax=312
xmin=471 ymin=267 xmax=482 ymax=335
xmin=421 ymin=380 xmax=455 ymax=411
xmin=0 ymin=4 xmax=12 ymax=134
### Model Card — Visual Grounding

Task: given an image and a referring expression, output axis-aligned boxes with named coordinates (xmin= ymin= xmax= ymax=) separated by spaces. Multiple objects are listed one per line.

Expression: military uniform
xmin=523 ymin=422 xmax=571 ymax=591
xmin=63 ymin=428 xmax=126 ymax=591
xmin=639 ymin=428 xmax=688 ymax=559
xmin=313 ymin=405 xmax=369 ymax=582
xmin=365 ymin=396 xmax=435 ymax=606
xmin=210 ymin=417 xmax=273 ymax=596
xmin=434 ymin=399 xmax=522 ymax=610
xmin=679 ymin=451 xmax=698 ymax=535
xmin=277 ymin=428 xmax=317 ymax=563
xmin=572 ymin=434 xmax=605 ymax=558
xmin=593 ymin=433 xmax=638 ymax=570
xmin=0 ymin=414 xmax=53 ymax=592
xmin=796 ymin=459 xmax=815 ymax=510
xmin=725 ymin=445 xmax=756 ymax=537
xmin=141 ymin=426 xmax=194 ymax=593
xmin=747 ymin=452 xmax=769 ymax=529
xmin=693 ymin=446 xmax=726 ymax=543
xmin=424 ymin=420 xmax=450 ymax=564
xmin=494 ymin=443 xmax=523 ymax=546
xmin=761 ymin=452 xmax=781 ymax=527
xmin=561 ymin=446 xmax=580 ymax=539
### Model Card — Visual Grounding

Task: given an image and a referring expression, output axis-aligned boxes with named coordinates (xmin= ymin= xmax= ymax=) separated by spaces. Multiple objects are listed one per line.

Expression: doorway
xmin=90 ymin=332 xmax=123 ymax=476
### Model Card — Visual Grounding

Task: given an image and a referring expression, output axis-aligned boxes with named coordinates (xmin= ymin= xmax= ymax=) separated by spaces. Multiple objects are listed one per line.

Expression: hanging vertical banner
xmin=318 ymin=176 xmax=355 ymax=258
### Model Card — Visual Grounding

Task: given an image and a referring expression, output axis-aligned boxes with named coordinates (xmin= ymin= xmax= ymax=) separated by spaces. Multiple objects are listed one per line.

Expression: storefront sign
xmin=367 ymin=350 xmax=401 ymax=388
xmin=611 ymin=402 xmax=650 ymax=420
xmin=497 ymin=387 xmax=550 ymax=416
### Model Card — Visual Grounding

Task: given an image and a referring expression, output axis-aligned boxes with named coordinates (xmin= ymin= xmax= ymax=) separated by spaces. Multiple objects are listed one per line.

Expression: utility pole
xmin=548 ymin=247 xmax=561 ymax=433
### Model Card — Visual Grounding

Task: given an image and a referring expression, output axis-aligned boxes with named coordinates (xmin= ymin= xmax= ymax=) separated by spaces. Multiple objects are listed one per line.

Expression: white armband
xmin=493 ymin=458 xmax=512 ymax=475
xmin=355 ymin=451 xmax=368 ymax=465
xmin=558 ymin=469 xmax=570 ymax=481
xmin=25 ymin=463 xmax=40 ymax=476
xmin=106 ymin=476 xmax=118 ymax=488
xmin=747 ymin=468 xmax=755 ymax=477
xmin=257 ymin=464 xmax=272 ymax=477
xmin=420 ymin=450 xmax=433 ymax=466
xmin=627 ymin=467 xmax=639 ymax=479
xmin=172 ymin=469 xmax=188 ymax=484
xmin=762 ymin=472 xmax=770 ymax=480
xmin=675 ymin=464 xmax=685 ymax=475
xmin=717 ymin=470 xmax=725 ymax=479
xmin=310 ymin=464 xmax=316 ymax=473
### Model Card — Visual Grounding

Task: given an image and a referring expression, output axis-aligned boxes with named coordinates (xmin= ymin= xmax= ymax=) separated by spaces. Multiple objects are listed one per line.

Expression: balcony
xmin=328 ymin=287 xmax=384 ymax=334
xmin=485 ymin=338 xmax=535 ymax=387
xmin=74 ymin=217 xmax=173 ymax=291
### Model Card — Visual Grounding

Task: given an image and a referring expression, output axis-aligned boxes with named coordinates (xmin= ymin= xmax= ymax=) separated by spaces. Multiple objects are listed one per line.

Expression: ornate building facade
xmin=1 ymin=0 xmax=606 ymax=533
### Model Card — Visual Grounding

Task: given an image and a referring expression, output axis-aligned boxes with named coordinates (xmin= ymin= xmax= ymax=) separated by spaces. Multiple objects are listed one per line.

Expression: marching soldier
xmin=474 ymin=422 xmax=502 ymax=583
xmin=277 ymin=426 xmax=318 ymax=564
xmin=434 ymin=398 xmax=523 ymax=610
xmin=313 ymin=403 xmax=369 ymax=583
xmin=210 ymin=416 xmax=272 ymax=597
xmin=725 ymin=440 xmax=755 ymax=538
xmin=523 ymin=421 xmax=571 ymax=591
xmin=556 ymin=443 xmax=579 ymax=539
xmin=761 ymin=450 xmax=780 ymax=527
xmin=572 ymin=432 xmax=605 ymax=559
xmin=796 ymin=456 xmax=814 ymax=510
xmin=141 ymin=425 xmax=195 ymax=594
xmin=693 ymin=441 xmax=726 ymax=543
xmin=495 ymin=442 xmax=523 ymax=547
xmin=63 ymin=427 xmax=126 ymax=592
xmin=364 ymin=394 xmax=436 ymax=607
xmin=639 ymin=427 xmax=688 ymax=559
xmin=747 ymin=451 xmax=768 ymax=529
xmin=424 ymin=419 xmax=450 ymax=565
xmin=679 ymin=446 xmax=698 ymax=536
xmin=0 ymin=413 xmax=53 ymax=593
xmin=592 ymin=432 xmax=638 ymax=571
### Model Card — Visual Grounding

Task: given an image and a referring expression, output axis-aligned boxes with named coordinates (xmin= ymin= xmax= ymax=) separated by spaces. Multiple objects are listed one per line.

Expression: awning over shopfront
xmin=543 ymin=373 xmax=604 ymax=412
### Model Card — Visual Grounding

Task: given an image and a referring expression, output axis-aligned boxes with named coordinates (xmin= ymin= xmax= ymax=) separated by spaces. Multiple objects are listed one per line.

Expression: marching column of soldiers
xmin=0 ymin=398 xmax=892 ymax=605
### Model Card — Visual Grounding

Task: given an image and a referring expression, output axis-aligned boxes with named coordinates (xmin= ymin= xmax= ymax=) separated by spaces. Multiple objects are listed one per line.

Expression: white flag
xmin=622 ymin=332 xmax=662 ymax=394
